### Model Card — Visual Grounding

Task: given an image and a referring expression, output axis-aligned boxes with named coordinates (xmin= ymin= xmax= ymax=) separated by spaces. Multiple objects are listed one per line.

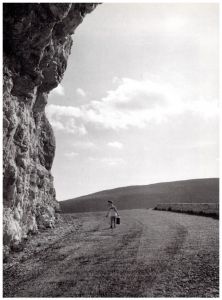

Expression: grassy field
xmin=3 ymin=209 xmax=219 ymax=297
xmin=154 ymin=203 xmax=219 ymax=218
xmin=60 ymin=178 xmax=219 ymax=213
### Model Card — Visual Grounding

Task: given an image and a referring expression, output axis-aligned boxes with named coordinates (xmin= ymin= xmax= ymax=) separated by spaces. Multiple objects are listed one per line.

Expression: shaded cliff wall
xmin=3 ymin=3 xmax=97 ymax=248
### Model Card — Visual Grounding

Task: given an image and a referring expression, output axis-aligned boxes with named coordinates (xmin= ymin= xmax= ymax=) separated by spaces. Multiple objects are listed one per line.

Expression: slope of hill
xmin=60 ymin=178 xmax=219 ymax=213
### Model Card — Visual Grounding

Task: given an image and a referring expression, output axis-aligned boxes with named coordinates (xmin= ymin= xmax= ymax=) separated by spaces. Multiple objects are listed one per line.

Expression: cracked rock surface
xmin=3 ymin=3 xmax=97 ymax=251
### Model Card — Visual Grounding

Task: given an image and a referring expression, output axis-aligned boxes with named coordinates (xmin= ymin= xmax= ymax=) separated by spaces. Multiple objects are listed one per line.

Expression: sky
xmin=46 ymin=3 xmax=219 ymax=201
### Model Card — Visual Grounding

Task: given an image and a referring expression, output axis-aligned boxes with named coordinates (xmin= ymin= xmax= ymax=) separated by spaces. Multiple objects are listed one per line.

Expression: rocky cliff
xmin=3 ymin=3 xmax=97 ymax=252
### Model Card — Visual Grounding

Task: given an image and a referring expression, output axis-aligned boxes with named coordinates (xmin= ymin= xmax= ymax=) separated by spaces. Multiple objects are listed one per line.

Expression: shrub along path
xmin=3 ymin=209 xmax=219 ymax=297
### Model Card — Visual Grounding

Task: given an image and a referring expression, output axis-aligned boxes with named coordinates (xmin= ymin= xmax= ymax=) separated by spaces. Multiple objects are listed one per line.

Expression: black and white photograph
xmin=2 ymin=1 xmax=219 ymax=297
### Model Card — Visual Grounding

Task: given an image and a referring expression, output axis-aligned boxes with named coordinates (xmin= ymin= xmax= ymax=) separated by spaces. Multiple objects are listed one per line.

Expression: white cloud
xmin=46 ymin=104 xmax=81 ymax=118
xmin=46 ymin=78 xmax=218 ymax=134
xmin=108 ymin=141 xmax=123 ymax=149
xmin=101 ymin=157 xmax=125 ymax=166
xmin=76 ymin=88 xmax=86 ymax=97
xmin=72 ymin=141 xmax=96 ymax=149
xmin=46 ymin=104 xmax=87 ymax=135
xmin=64 ymin=152 xmax=79 ymax=158
xmin=89 ymin=157 xmax=125 ymax=166
xmin=51 ymin=84 xmax=65 ymax=96
xmin=112 ymin=76 xmax=121 ymax=85
xmin=80 ymin=77 xmax=218 ymax=130
xmin=189 ymin=98 xmax=219 ymax=119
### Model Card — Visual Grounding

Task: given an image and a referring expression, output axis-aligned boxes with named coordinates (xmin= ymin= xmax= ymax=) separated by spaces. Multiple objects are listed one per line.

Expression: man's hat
xmin=108 ymin=200 xmax=113 ymax=204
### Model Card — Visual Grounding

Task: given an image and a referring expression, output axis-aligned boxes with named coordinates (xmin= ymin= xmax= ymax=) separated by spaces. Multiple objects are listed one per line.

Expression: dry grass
xmin=3 ymin=209 xmax=219 ymax=297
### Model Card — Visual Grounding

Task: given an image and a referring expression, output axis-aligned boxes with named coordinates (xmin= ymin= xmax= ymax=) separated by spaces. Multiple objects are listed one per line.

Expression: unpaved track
xmin=3 ymin=209 xmax=219 ymax=297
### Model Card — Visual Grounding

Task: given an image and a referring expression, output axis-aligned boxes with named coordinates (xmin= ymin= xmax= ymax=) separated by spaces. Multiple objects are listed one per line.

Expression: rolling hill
xmin=60 ymin=178 xmax=219 ymax=213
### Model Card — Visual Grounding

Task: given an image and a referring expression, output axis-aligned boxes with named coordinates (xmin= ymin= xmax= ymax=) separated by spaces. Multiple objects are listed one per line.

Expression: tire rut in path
xmin=41 ymin=218 xmax=187 ymax=297
xmin=40 ymin=221 xmax=144 ymax=297
xmin=4 ymin=218 xmax=143 ymax=297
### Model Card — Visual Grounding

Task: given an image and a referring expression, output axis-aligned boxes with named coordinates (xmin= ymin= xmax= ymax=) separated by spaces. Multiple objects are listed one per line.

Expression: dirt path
xmin=3 ymin=209 xmax=219 ymax=297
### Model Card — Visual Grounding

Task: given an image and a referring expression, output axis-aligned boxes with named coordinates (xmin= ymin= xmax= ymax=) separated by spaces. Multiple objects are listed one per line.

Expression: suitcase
xmin=116 ymin=217 xmax=120 ymax=225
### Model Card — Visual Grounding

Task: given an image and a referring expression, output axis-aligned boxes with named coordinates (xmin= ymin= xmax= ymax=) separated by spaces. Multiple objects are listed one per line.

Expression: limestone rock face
xmin=3 ymin=3 xmax=97 ymax=249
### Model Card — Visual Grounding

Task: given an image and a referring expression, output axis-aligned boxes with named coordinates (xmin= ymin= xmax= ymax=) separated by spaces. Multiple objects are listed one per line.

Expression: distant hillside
xmin=60 ymin=178 xmax=219 ymax=213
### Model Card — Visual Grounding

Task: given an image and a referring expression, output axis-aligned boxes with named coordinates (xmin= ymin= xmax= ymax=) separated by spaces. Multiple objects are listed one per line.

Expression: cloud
xmin=46 ymin=104 xmax=81 ymax=118
xmin=76 ymin=88 xmax=86 ymax=97
xmin=112 ymin=76 xmax=122 ymax=85
xmin=89 ymin=157 xmax=125 ymax=166
xmin=80 ymin=78 xmax=218 ymax=130
xmin=101 ymin=158 xmax=125 ymax=166
xmin=51 ymin=84 xmax=65 ymax=96
xmin=46 ymin=104 xmax=87 ymax=135
xmin=72 ymin=141 xmax=96 ymax=149
xmin=107 ymin=141 xmax=123 ymax=149
xmin=64 ymin=152 xmax=79 ymax=158
xmin=46 ymin=78 xmax=218 ymax=134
